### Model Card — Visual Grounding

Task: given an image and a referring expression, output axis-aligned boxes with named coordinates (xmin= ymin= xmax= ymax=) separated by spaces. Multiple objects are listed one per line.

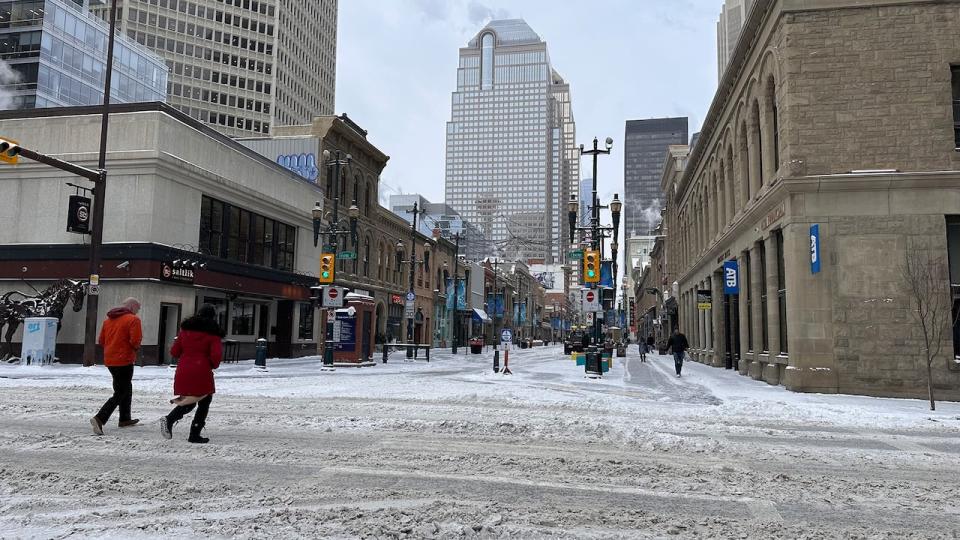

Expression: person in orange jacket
xmin=90 ymin=297 xmax=143 ymax=435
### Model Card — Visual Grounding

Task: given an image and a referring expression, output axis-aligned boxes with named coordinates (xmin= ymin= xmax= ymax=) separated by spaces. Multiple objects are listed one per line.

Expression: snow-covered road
xmin=1 ymin=347 xmax=959 ymax=539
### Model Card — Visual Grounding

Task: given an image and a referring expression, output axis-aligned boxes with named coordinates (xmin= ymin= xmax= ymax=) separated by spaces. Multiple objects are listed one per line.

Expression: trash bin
xmin=520 ymin=340 xmax=528 ymax=349
xmin=469 ymin=338 xmax=483 ymax=354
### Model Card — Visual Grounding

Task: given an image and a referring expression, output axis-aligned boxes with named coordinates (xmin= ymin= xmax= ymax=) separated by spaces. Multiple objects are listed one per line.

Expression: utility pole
xmin=82 ymin=0 xmax=119 ymax=367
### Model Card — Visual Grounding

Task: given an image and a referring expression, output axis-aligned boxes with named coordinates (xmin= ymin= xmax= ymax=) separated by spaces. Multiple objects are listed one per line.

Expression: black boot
xmin=188 ymin=422 xmax=209 ymax=444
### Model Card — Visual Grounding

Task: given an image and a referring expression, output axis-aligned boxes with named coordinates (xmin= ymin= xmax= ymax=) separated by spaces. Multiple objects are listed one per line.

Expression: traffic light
xmin=583 ymin=249 xmax=600 ymax=283
xmin=319 ymin=253 xmax=335 ymax=284
xmin=0 ymin=138 xmax=21 ymax=164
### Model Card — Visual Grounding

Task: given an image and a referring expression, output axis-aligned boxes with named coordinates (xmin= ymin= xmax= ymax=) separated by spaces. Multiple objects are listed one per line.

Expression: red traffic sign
xmin=322 ymin=285 xmax=345 ymax=307
xmin=585 ymin=291 xmax=595 ymax=302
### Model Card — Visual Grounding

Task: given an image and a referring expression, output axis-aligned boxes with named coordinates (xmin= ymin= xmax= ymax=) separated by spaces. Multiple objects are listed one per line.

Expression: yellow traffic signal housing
xmin=583 ymin=249 xmax=600 ymax=283
xmin=0 ymin=138 xmax=20 ymax=164
xmin=319 ymin=253 xmax=336 ymax=284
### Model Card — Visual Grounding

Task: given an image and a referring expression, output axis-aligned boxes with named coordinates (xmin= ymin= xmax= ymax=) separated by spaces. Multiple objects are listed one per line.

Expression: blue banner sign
xmin=810 ymin=224 xmax=821 ymax=274
xmin=600 ymin=261 xmax=613 ymax=287
xmin=723 ymin=260 xmax=739 ymax=294
xmin=333 ymin=311 xmax=356 ymax=352
xmin=446 ymin=279 xmax=467 ymax=310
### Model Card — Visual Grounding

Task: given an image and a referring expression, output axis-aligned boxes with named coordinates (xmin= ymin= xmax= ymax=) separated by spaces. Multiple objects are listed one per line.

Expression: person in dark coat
xmin=580 ymin=331 xmax=591 ymax=350
xmin=667 ymin=329 xmax=689 ymax=377
xmin=638 ymin=337 xmax=648 ymax=363
xmin=159 ymin=304 xmax=224 ymax=443
xmin=646 ymin=335 xmax=655 ymax=348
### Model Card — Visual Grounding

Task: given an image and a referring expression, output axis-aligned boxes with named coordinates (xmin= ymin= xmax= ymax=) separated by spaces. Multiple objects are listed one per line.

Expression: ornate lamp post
xmin=314 ymin=149 xmax=358 ymax=368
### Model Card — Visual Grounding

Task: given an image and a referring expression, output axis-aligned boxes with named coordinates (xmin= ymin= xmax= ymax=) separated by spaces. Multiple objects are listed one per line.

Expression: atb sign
xmin=582 ymin=289 xmax=600 ymax=312
xmin=723 ymin=260 xmax=739 ymax=294
xmin=321 ymin=285 xmax=345 ymax=308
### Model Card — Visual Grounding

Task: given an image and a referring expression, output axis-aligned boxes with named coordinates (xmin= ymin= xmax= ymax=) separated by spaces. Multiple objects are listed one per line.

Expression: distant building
xmin=444 ymin=19 xmax=579 ymax=264
xmin=623 ymin=118 xmax=688 ymax=237
xmin=388 ymin=194 xmax=488 ymax=262
xmin=717 ymin=0 xmax=755 ymax=81
xmin=92 ymin=0 xmax=339 ymax=136
xmin=0 ymin=0 xmax=167 ymax=109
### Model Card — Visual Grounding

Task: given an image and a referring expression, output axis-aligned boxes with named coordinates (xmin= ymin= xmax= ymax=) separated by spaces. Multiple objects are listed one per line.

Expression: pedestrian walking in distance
xmin=90 ymin=298 xmax=143 ymax=435
xmin=160 ymin=304 xmax=224 ymax=444
xmin=638 ymin=338 xmax=648 ymax=363
xmin=667 ymin=329 xmax=689 ymax=377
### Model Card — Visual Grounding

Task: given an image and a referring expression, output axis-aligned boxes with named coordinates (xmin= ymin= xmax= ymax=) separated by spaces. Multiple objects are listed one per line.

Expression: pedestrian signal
xmin=583 ymin=249 xmax=600 ymax=283
xmin=319 ymin=253 xmax=335 ymax=284
xmin=0 ymin=138 xmax=21 ymax=164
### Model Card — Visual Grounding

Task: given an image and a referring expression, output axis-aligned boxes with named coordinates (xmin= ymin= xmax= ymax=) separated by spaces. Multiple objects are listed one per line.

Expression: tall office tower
xmin=623 ymin=118 xmax=688 ymax=237
xmin=444 ymin=19 xmax=579 ymax=264
xmin=717 ymin=0 xmax=754 ymax=81
xmin=91 ymin=0 xmax=337 ymax=137
xmin=0 ymin=0 xmax=167 ymax=110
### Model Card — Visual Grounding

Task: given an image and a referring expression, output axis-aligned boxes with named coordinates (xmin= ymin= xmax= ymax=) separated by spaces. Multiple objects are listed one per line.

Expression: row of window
xmin=130 ymin=28 xmax=274 ymax=80
xmin=136 ymin=0 xmax=276 ymax=26
xmin=127 ymin=8 xmax=275 ymax=55
xmin=169 ymin=80 xmax=269 ymax=114
xmin=166 ymin=58 xmax=271 ymax=96
xmin=199 ymin=195 xmax=295 ymax=271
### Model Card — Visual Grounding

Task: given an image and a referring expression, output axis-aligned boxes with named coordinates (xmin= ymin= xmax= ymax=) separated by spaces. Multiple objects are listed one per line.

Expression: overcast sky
xmin=336 ymin=0 xmax=723 ymax=209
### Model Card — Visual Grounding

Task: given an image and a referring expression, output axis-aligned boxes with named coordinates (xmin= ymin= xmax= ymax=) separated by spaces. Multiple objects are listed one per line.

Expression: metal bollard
xmin=382 ymin=344 xmax=389 ymax=364
xmin=493 ymin=349 xmax=500 ymax=373
xmin=255 ymin=338 xmax=267 ymax=369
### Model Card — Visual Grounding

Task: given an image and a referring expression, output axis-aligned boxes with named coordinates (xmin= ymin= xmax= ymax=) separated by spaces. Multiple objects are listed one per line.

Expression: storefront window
xmin=759 ymin=240 xmax=769 ymax=352
xmin=297 ymin=302 xmax=314 ymax=340
xmin=201 ymin=296 xmax=227 ymax=330
xmin=776 ymin=229 xmax=787 ymax=354
xmin=230 ymin=301 xmax=256 ymax=336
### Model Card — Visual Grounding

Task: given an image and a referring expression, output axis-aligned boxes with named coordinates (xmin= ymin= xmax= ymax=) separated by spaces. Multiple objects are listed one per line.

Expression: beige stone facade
xmin=665 ymin=0 xmax=960 ymax=399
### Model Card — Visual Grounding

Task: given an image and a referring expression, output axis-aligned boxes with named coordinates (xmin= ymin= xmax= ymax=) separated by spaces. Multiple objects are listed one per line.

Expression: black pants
xmin=96 ymin=364 xmax=134 ymax=423
xmin=673 ymin=352 xmax=685 ymax=375
xmin=167 ymin=395 xmax=212 ymax=426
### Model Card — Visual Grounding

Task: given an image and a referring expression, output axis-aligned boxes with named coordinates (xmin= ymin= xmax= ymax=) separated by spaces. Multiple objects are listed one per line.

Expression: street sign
xmin=500 ymin=328 xmax=512 ymax=344
xmin=322 ymin=285 xmax=345 ymax=308
xmin=567 ymin=250 xmax=583 ymax=259
xmin=582 ymin=289 xmax=600 ymax=312
xmin=404 ymin=299 xmax=415 ymax=319
xmin=697 ymin=289 xmax=712 ymax=310
xmin=406 ymin=292 xmax=416 ymax=302
xmin=337 ymin=251 xmax=357 ymax=260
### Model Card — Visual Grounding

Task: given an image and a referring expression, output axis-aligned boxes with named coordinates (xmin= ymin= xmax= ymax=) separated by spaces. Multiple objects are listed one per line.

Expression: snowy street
xmin=2 ymin=346 xmax=959 ymax=539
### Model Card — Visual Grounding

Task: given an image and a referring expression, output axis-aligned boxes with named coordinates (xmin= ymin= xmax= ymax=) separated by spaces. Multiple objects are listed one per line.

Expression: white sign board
xmin=322 ymin=286 xmax=345 ymax=308
xmin=501 ymin=328 xmax=513 ymax=344
xmin=404 ymin=299 xmax=415 ymax=319
xmin=582 ymin=289 xmax=600 ymax=312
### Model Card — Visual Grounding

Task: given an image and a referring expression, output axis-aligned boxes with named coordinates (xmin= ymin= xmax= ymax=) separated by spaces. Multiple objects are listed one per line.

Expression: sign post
xmin=500 ymin=328 xmax=513 ymax=375
xmin=810 ymin=224 xmax=821 ymax=274
xmin=321 ymin=286 xmax=345 ymax=308
xmin=582 ymin=289 xmax=600 ymax=312
xmin=697 ymin=289 xmax=712 ymax=311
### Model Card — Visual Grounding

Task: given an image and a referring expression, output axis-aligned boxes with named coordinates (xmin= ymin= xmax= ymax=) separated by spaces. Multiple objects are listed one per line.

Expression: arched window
xmin=363 ymin=237 xmax=370 ymax=277
xmin=377 ymin=242 xmax=383 ymax=281
xmin=752 ymin=99 xmax=763 ymax=188
xmin=767 ymin=75 xmax=779 ymax=175
xmin=365 ymin=184 xmax=371 ymax=216
xmin=480 ymin=33 xmax=494 ymax=90
xmin=424 ymin=251 xmax=431 ymax=288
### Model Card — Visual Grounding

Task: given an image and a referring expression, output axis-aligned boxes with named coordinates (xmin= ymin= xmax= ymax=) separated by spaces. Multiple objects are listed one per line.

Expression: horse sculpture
xmin=0 ymin=279 xmax=86 ymax=362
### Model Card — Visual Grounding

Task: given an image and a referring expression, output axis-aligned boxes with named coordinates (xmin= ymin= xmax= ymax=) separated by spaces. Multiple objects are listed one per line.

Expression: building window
xmin=363 ymin=237 xmax=371 ymax=277
xmin=947 ymin=216 xmax=960 ymax=359
xmin=775 ymin=229 xmax=787 ymax=354
xmin=480 ymin=33 xmax=494 ymax=90
xmin=297 ymin=302 xmax=314 ymax=340
xmin=200 ymin=195 xmax=295 ymax=271
xmin=759 ymin=240 xmax=769 ymax=352
xmin=952 ymin=66 xmax=960 ymax=148
xmin=744 ymin=250 xmax=753 ymax=352
xmin=230 ymin=301 xmax=256 ymax=337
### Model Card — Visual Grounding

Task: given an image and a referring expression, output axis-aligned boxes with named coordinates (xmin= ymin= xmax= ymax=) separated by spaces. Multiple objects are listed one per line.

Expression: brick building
xmin=666 ymin=0 xmax=960 ymax=399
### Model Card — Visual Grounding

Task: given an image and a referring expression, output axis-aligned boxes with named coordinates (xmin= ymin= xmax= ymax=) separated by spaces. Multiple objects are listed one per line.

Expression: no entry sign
xmin=582 ymin=289 xmax=600 ymax=312
xmin=322 ymin=285 xmax=345 ymax=308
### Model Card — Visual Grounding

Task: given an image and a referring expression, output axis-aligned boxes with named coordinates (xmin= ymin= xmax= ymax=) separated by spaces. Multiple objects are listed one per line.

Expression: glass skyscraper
xmin=444 ymin=19 xmax=578 ymax=264
xmin=0 ymin=0 xmax=167 ymax=110
xmin=623 ymin=117 xmax=688 ymax=237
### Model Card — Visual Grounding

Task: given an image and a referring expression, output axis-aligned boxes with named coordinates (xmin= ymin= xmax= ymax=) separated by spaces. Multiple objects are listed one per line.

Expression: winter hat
xmin=197 ymin=303 xmax=217 ymax=320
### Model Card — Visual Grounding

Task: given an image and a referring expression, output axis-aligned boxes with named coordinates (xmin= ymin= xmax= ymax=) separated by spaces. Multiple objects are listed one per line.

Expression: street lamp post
xmin=313 ymin=150 xmax=358 ymax=369
xmin=567 ymin=136 xmax=622 ymax=376
xmin=401 ymin=202 xmax=427 ymax=358
xmin=449 ymin=232 xmax=461 ymax=354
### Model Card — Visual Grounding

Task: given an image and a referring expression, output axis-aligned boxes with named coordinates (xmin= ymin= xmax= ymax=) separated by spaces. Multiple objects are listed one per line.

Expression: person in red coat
xmin=159 ymin=304 xmax=224 ymax=444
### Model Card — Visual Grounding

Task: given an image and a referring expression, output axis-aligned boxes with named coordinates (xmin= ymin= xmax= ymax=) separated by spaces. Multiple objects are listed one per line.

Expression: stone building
xmin=665 ymin=0 xmax=960 ymax=399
